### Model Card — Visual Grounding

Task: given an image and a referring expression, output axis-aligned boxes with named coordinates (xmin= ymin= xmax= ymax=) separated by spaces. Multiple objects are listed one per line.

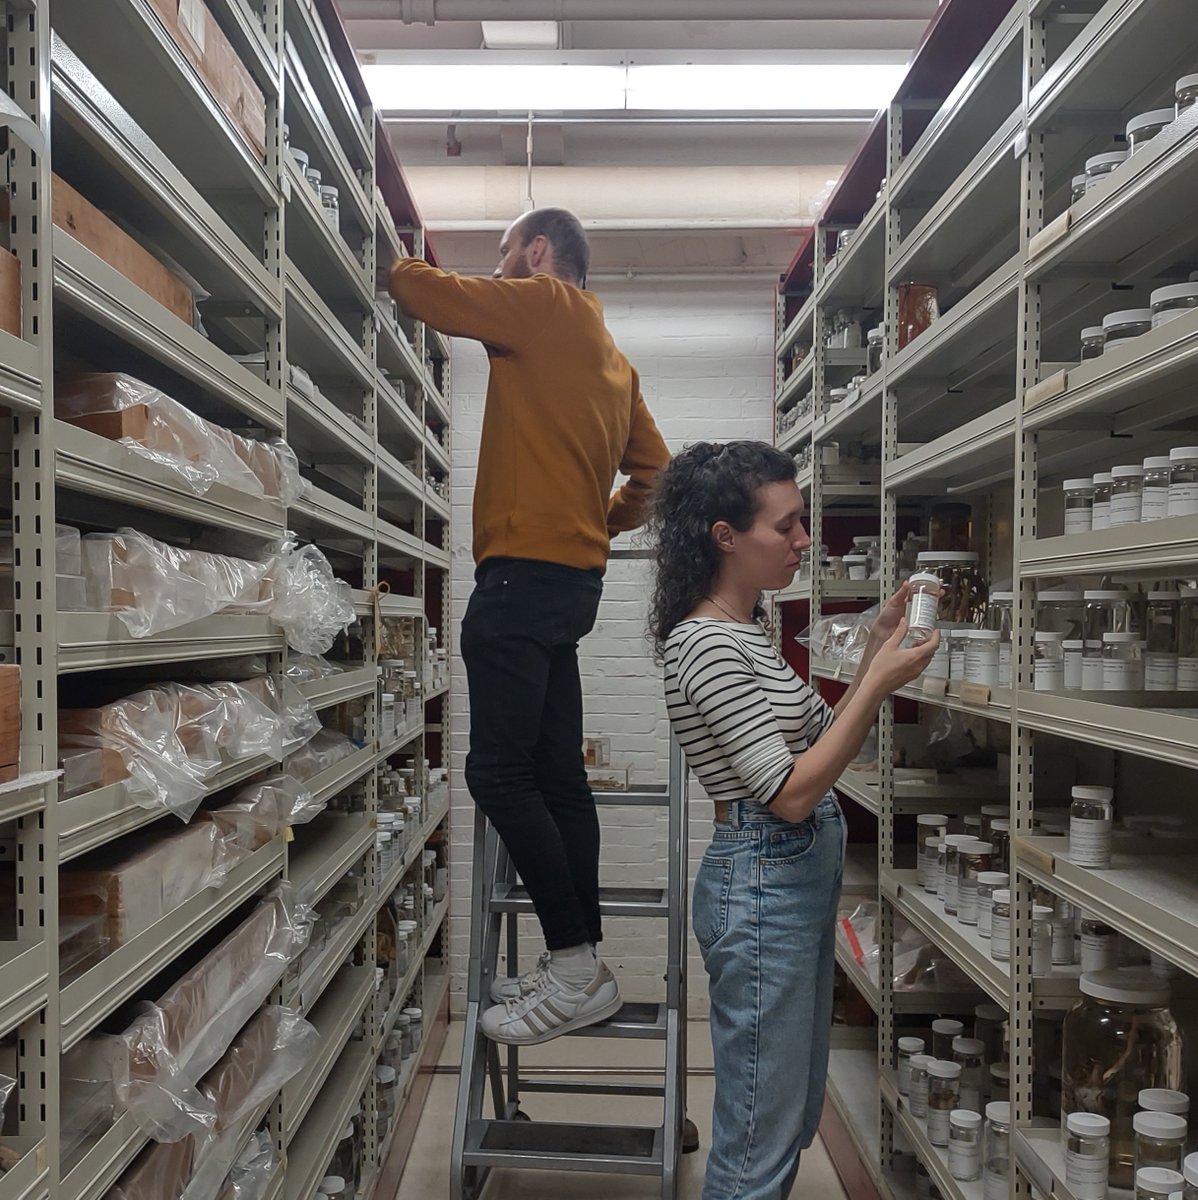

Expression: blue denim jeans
xmin=694 ymin=793 xmax=846 ymax=1200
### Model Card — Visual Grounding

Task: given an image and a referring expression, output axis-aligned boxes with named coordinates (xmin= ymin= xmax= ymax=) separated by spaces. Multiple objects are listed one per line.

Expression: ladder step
xmin=567 ymin=1001 xmax=668 ymax=1040
xmin=517 ymin=1078 xmax=667 ymax=1098
xmin=491 ymin=883 xmax=670 ymax=918
xmin=464 ymin=1119 xmax=665 ymax=1176
xmin=592 ymin=787 xmax=670 ymax=807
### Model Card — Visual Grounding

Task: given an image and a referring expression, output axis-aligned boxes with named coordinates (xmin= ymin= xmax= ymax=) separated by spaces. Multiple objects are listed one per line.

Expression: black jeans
xmin=461 ymin=557 xmax=604 ymax=951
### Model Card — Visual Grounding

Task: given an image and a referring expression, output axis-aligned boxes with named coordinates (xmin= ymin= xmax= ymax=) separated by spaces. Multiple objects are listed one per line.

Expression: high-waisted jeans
xmin=693 ymin=793 xmax=846 ymax=1200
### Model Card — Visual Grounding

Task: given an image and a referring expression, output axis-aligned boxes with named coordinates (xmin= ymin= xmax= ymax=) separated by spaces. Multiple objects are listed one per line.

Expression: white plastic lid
xmin=977 ymin=871 xmax=1008 ymax=885
xmin=375 ymin=1065 xmax=397 ymax=1083
xmin=320 ymin=1180 xmax=346 ymax=1193
xmin=1084 ymin=589 xmax=1128 ymax=600
xmin=1072 ymin=173 xmax=1088 ymax=186
xmin=990 ymin=1062 xmax=1011 ymax=1079
xmin=1063 ymin=478 xmax=1093 ymax=491
xmin=1039 ymin=589 xmax=1083 ymax=601
xmin=844 ymin=554 xmax=869 ymax=563
xmin=404 ymin=1006 xmax=424 ymax=1017
xmin=980 ymin=805 xmax=1008 ymax=818
xmin=909 ymin=1053 xmax=933 ymax=1067
xmin=1063 ymin=639 xmax=1084 ymax=650
xmin=917 ymin=813 xmax=949 ymax=826
xmin=943 ymin=834 xmax=977 ymax=847
xmin=952 ymin=1036 xmax=986 ymax=1056
xmin=950 ymin=1110 xmax=983 ymax=1128
xmin=898 ymin=1036 xmax=925 ymax=1052
xmin=1080 ymin=969 xmax=1170 ymax=1005
xmin=1137 ymin=1169 xmax=1185 ymax=1191
xmin=1144 ymin=456 xmax=1173 ymax=469
xmin=963 ymin=841 xmax=994 ymax=854
xmin=990 ymin=591 xmax=1013 ymax=602
xmin=1112 ymin=464 xmax=1145 ymax=477
xmin=927 ymin=1059 xmax=961 ymax=1078
xmin=1134 ymin=1111 xmax=1187 ymax=1137
xmin=1035 ymin=630 xmax=1065 ymax=641
xmin=1170 ymin=446 xmax=1198 ymax=460
xmin=990 ymin=820 xmax=1010 ymax=832
xmin=916 ymin=551 xmax=979 ymax=563
xmin=986 ymin=1101 xmax=1011 ymax=1124
xmin=1080 ymin=326 xmax=1105 ymax=340
xmin=1185 ymin=1154 xmax=1198 ymax=1187
xmin=1141 ymin=1089 xmax=1189 ymax=1115
xmin=1067 ymin=1112 xmax=1111 ymax=1136
xmin=867 ymin=326 xmax=884 ymax=341
xmin=969 ymin=630 xmax=1001 ymax=641
xmin=932 ymin=1018 xmax=964 ymax=1034
xmin=1127 ymin=108 xmax=1177 ymax=136
xmin=1085 ymin=151 xmax=1128 ymax=170
xmin=1103 ymin=631 xmax=1142 ymax=643
xmin=1149 ymin=591 xmax=1181 ymax=600
xmin=320 ymin=184 xmax=339 ymax=197
xmin=1103 ymin=308 xmax=1153 ymax=329
xmin=909 ymin=571 xmax=941 ymax=587
xmin=1178 ymin=74 xmax=1198 ymax=92
xmin=926 ymin=837 xmax=944 ymax=850
xmin=1091 ymin=472 xmax=1114 ymax=484
xmin=1032 ymin=905 xmax=1054 ymax=920
xmin=1151 ymin=282 xmax=1198 ymax=306
xmin=992 ymin=889 xmax=1011 ymax=903
xmin=341 ymin=1123 xmax=354 ymax=1139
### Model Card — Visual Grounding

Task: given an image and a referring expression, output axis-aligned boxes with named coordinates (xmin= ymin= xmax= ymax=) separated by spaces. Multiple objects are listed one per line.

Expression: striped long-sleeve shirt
xmin=664 ymin=618 xmax=835 ymax=807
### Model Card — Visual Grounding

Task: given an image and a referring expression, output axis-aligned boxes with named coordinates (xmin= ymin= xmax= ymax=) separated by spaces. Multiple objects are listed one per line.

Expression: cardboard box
xmin=52 ymin=176 xmax=194 ymax=325
xmin=0 ymin=666 xmax=18 ymax=774
xmin=0 ymin=250 xmax=20 ymax=338
xmin=146 ymin=0 xmax=266 ymax=161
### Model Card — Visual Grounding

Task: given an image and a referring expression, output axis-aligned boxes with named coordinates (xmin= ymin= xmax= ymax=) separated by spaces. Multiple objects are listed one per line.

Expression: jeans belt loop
xmin=713 ymin=799 xmax=734 ymax=826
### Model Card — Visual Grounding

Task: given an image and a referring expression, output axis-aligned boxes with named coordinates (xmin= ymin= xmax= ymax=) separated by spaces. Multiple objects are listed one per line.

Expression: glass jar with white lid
xmin=1063 ymin=639 xmax=1084 ymax=689
xmin=1140 ymin=1089 xmax=1189 ymax=1118
xmin=866 ymin=325 xmax=884 ymax=374
xmin=1151 ymin=282 xmax=1198 ymax=329
xmin=1104 ymin=308 xmax=1154 ymax=353
xmin=1063 ymin=478 xmax=1094 ymax=533
xmin=1103 ymin=631 xmax=1145 ymax=690
xmin=1135 ymin=1110 xmax=1187 ymax=1174
xmin=957 ymin=841 xmax=993 ymax=925
xmin=988 ymin=821 xmax=1010 ymax=873
xmin=1067 ymin=1112 xmax=1112 ymax=1200
xmin=897 ymin=1036 xmax=925 ymax=1095
xmin=1069 ymin=785 xmax=1113 ymax=868
xmin=1145 ymin=591 xmax=1180 ymax=690
xmin=964 ymin=631 xmax=1001 ymax=687
xmin=948 ymin=628 xmax=971 ymax=680
xmin=1110 ymin=464 xmax=1146 ymax=526
xmin=1185 ymin=1154 xmax=1198 ymax=1200
xmin=916 ymin=814 xmax=948 ymax=892
xmin=942 ymin=835 xmax=977 ymax=916
xmin=1177 ymin=73 xmax=1198 ymax=114
xmin=976 ymin=872 xmax=1008 ymax=938
xmin=1037 ymin=589 xmax=1084 ymax=640
xmin=984 ymin=1103 xmax=1011 ymax=1200
xmin=1126 ymin=108 xmax=1177 ymax=153
xmin=949 ymin=1109 xmax=983 ymax=1181
xmin=1084 ymin=590 xmax=1138 ymax=688
xmin=1169 ymin=447 xmax=1198 ymax=517
xmin=984 ymin=591 xmax=1013 ymax=685
xmin=1092 ymin=471 xmax=1114 ymax=530
xmin=1080 ymin=326 xmax=1106 ymax=359
xmin=1085 ymin=150 xmax=1128 ymax=190
xmin=1072 ymin=174 xmax=1089 ymax=204
xmin=1034 ymin=631 xmax=1066 ymax=691
xmin=1143 ymin=456 xmax=1173 ymax=521
xmin=915 ymin=550 xmax=988 ymax=625
xmin=1182 ymin=592 xmax=1198 ymax=691
xmin=1137 ymin=1167 xmax=1185 ymax=1200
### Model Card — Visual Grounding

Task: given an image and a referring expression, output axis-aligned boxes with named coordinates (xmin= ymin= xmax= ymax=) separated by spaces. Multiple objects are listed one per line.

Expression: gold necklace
xmin=706 ymin=594 xmax=749 ymax=623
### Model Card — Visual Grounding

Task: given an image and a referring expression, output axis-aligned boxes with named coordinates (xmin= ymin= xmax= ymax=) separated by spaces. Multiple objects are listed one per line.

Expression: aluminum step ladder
xmin=450 ymin=738 xmax=696 ymax=1200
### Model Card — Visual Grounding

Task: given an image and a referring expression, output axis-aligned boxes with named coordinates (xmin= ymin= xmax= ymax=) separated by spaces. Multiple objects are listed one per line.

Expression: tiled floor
xmin=397 ymin=1019 xmax=851 ymax=1199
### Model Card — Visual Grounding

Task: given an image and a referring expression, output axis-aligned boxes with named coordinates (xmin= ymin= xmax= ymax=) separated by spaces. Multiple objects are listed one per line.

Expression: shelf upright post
xmin=876 ymin=98 xmax=903 ymax=1186
xmin=774 ymin=286 xmax=786 ymax=440
xmin=8 ymin=0 xmax=56 ymax=1169
xmin=1011 ymin=4 xmax=1044 ymax=1169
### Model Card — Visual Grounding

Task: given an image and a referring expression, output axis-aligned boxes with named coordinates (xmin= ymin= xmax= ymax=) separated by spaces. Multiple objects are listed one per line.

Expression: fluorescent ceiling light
xmin=480 ymin=21 xmax=559 ymax=49
xmin=361 ymin=61 xmax=905 ymax=112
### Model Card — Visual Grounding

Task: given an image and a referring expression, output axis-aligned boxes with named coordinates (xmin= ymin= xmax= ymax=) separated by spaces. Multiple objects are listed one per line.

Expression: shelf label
xmin=922 ymin=676 xmax=949 ymax=697
xmin=1016 ymin=837 xmax=1056 ymax=877
xmin=178 ymin=0 xmax=206 ymax=54
xmin=960 ymin=682 xmax=992 ymax=707
xmin=1014 ymin=129 xmax=1031 ymax=159
xmin=1024 ymin=369 xmax=1069 ymax=412
xmin=1029 ymin=210 xmax=1071 ymax=260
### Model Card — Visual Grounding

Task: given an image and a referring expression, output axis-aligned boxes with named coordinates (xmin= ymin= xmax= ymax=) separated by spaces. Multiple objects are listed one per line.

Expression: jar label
xmin=1032 ymin=930 xmax=1052 ymax=976
xmin=909 ymin=591 xmax=939 ymax=636
xmin=1080 ymin=930 xmax=1118 ymax=973
xmin=909 ymin=1081 xmax=929 ymax=1118
xmin=1092 ymin=501 xmax=1109 ymax=530
xmin=898 ymin=1059 xmax=912 ymax=1096
xmin=1070 ymin=817 xmax=1112 ymax=867
xmin=1064 ymin=507 xmax=1093 ymax=535
xmin=949 ymin=1144 xmax=981 ymax=1181
xmin=1169 ymin=482 xmax=1198 ymax=518
xmin=1142 ymin=485 xmax=1170 ymax=521
xmin=1082 ymin=655 xmax=1105 ymax=691
xmin=1103 ymin=659 xmax=1143 ymax=691
xmin=1145 ymin=652 xmax=1178 ymax=691
xmin=978 ymin=896 xmax=994 ymax=937
xmin=1064 ymin=650 xmax=1083 ymax=690
xmin=950 ymin=650 xmax=967 ymax=679
xmin=1178 ymin=657 xmax=1198 ymax=691
xmin=991 ymin=913 xmax=1011 ymax=959
xmin=965 ymin=650 xmax=1000 ymax=687
xmin=1052 ymin=920 xmax=1075 ymax=964
xmin=1065 ymin=1148 xmax=1110 ymax=1200
xmin=1035 ymin=661 xmax=1064 ymax=692
xmin=984 ymin=1168 xmax=1009 ymax=1200
xmin=1108 ymin=493 xmax=1142 ymax=526
xmin=927 ymin=1107 xmax=952 ymax=1146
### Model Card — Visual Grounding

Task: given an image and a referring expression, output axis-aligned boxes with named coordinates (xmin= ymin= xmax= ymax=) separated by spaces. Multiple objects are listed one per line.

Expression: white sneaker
xmin=489 ymin=951 xmax=550 ymax=1004
xmin=480 ymin=961 xmax=622 ymax=1045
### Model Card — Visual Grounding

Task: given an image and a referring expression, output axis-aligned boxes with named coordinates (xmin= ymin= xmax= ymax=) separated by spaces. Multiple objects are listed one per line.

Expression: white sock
xmin=549 ymin=942 xmax=597 ymax=990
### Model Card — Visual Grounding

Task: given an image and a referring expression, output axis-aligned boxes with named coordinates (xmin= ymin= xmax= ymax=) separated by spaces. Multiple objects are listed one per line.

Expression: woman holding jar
xmin=649 ymin=441 xmax=938 ymax=1200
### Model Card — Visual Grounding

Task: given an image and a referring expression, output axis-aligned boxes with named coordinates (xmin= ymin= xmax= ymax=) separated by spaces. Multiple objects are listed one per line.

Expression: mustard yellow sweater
xmin=390 ymin=259 xmax=669 ymax=573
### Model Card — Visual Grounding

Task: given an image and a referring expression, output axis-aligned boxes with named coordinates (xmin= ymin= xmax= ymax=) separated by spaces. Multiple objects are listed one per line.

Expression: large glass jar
xmin=1135 ymin=1110 xmax=1187 ymax=1174
xmin=933 ymin=1018 xmax=966 ymax=1061
xmin=1103 ymin=632 xmax=1145 ymax=690
xmin=867 ymin=325 xmax=884 ymax=374
xmin=989 ymin=820 xmax=1010 ymax=874
xmin=953 ymin=1036 xmax=987 ymax=1112
xmin=910 ymin=1054 xmax=933 ymax=1118
xmin=928 ymin=1060 xmax=962 ymax=1146
xmin=1181 ymin=592 xmax=1198 ymax=691
xmin=1091 ymin=471 xmax=1113 ymax=530
xmin=1080 ymin=326 xmax=1106 ymax=359
xmin=1138 ymin=1168 xmax=1185 ymax=1200
xmin=898 ymin=282 xmax=939 ymax=348
xmin=974 ymin=1004 xmax=1006 ymax=1067
xmin=1126 ymin=108 xmax=1176 ymax=154
xmin=917 ymin=814 xmax=949 ymax=892
xmin=1085 ymin=150 xmax=1127 ymax=190
xmin=984 ymin=1102 xmax=1011 ymax=1200
xmin=1145 ymin=591 xmax=1180 ymax=691
xmin=1104 ymin=308 xmax=1153 ymax=352
xmin=1035 ymin=631 xmax=1066 ymax=691
xmin=1151 ymin=282 xmax=1198 ymax=329
xmin=898 ymin=1036 xmax=925 ymax=1096
xmin=1067 ymin=1112 xmax=1112 ymax=1200
xmin=1143 ymin=456 xmax=1173 ymax=521
xmin=986 ymin=592 xmax=1013 ymax=686
xmin=916 ymin=551 xmax=988 ymax=626
xmin=1184 ymin=1154 xmax=1198 ymax=1200
xmin=1084 ymin=590 xmax=1139 ymax=689
xmin=1170 ymin=447 xmax=1198 ymax=518
xmin=1070 ymin=786 xmax=1113 ymax=869
xmin=1064 ymin=478 xmax=1095 ymax=534
xmin=1110 ymin=464 xmax=1146 ymax=527
xmin=1062 ymin=970 xmax=1183 ymax=1188
xmin=950 ymin=1109 xmax=984 ymax=1182
xmin=977 ymin=871 xmax=1009 ymax=938
xmin=943 ymin=837 xmax=977 ymax=916
xmin=1037 ymin=589 xmax=1085 ymax=640
xmin=957 ymin=841 xmax=994 ymax=926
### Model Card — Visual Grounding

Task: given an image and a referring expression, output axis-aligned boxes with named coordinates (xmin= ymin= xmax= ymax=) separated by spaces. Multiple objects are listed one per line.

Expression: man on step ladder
xmin=390 ymin=208 xmax=670 ymax=1045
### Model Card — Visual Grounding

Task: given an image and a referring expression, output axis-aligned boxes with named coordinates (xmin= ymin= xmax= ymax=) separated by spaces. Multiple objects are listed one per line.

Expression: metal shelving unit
xmin=770 ymin=3 xmax=1198 ymax=1198
xmin=0 ymin=0 xmax=453 ymax=1195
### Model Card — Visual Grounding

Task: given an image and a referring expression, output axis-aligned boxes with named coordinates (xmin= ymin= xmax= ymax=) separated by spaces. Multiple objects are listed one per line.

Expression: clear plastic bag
xmin=214 ymin=1133 xmax=278 ymax=1200
xmin=283 ymin=728 xmax=359 ymax=782
xmin=284 ymin=653 xmax=345 ymax=682
xmin=114 ymin=886 xmax=314 ymax=1141
xmin=267 ymin=535 xmax=355 ymax=656
xmin=797 ymin=604 xmax=880 ymax=667
xmin=208 ymin=775 xmax=326 ymax=860
xmin=238 ymin=676 xmax=321 ymax=756
xmin=56 ymin=373 xmax=306 ymax=505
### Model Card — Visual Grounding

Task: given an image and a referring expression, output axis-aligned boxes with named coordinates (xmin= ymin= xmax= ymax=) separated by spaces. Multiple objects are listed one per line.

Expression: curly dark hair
xmin=647 ymin=440 xmax=798 ymax=660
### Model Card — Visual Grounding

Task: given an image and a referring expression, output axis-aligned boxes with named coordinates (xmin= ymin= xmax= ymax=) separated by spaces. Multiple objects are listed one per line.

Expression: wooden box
xmin=0 ymin=251 xmax=20 ymax=338
xmin=52 ymin=176 xmax=194 ymax=325
xmin=0 ymin=666 xmax=19 ymax=776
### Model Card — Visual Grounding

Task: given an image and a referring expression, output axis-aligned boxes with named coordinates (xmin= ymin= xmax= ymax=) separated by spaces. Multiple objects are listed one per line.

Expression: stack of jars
xmin=1060 ymin=448 xmax=1198 ymax=533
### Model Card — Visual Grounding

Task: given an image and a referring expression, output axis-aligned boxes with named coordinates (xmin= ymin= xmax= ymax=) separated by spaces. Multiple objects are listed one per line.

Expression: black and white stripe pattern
xmin=664 ymin=619 xmax=834 ymax=807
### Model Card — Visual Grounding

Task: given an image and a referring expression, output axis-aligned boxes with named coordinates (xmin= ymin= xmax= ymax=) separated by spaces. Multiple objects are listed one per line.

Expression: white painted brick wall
xmin=446 ymin=280 xmax=775 ymax=1018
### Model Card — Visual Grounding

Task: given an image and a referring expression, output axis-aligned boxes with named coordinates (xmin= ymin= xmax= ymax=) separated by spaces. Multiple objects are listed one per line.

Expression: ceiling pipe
xmin=341 ymin=0 xmax=933 ymax=21
xmin=428 ymin=218 xmax=809 ymax=232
